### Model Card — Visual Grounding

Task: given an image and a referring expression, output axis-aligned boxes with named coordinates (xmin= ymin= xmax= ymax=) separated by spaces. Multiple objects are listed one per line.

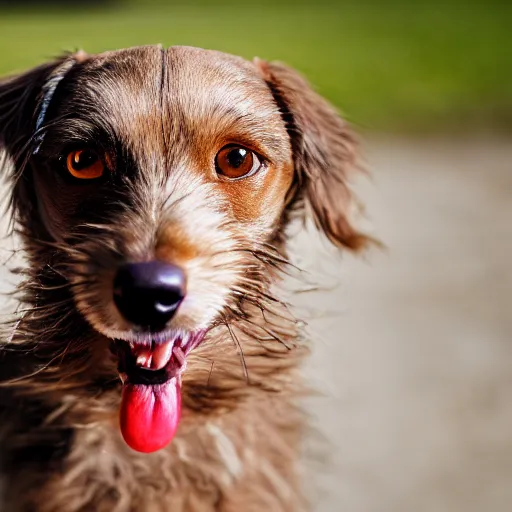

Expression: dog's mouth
xmin=110 ymin=331 xmax=206 ymax=453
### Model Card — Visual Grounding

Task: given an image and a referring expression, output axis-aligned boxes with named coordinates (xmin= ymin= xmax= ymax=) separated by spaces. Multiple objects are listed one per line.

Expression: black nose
xmin=113 ymin=261 xmax=186 ymax=331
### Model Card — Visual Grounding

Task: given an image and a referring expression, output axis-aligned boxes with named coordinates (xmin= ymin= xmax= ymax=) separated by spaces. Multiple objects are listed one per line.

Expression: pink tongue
xmin=120 ymin=378 xmax=181 ymax=453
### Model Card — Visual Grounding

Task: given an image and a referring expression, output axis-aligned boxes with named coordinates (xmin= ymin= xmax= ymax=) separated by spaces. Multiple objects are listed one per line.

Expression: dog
xmin=0 ymin=45 xmax=367 ymax=511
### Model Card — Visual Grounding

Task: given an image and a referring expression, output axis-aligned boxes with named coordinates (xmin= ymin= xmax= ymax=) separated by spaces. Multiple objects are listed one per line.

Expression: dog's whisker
xmin=0 ymin=349 xmax=76 ymax=386
xmin=224 ymin=319 xmax=249 ymax=384
xmin=221 ymin=307 xmax=297 ymax=360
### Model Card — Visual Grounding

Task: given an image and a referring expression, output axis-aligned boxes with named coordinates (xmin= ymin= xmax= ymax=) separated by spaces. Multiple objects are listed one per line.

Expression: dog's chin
xmin=108 ymin=329 xmax=207 ymax=454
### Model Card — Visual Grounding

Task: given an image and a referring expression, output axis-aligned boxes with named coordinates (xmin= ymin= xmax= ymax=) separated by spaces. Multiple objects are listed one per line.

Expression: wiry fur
xmin=0 ymin=46 xmax=367 ymax=511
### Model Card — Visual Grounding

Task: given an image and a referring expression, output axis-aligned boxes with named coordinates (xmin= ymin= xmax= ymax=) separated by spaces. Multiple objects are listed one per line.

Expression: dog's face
xmin=29 ymin=47 xmax=295 ymax=339
xmin=0 ymin=45 xmax=366 ymax=453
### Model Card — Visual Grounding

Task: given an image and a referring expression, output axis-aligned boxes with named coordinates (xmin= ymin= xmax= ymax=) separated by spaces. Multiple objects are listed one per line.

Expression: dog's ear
xmin=255 ymin=59 xmax=369 ymax=251
xmin=0 ymin=60 xmax=62 ymax=159
xmin=0 ymin=54 xmax=84 ymax=163
xmin=0 ymin=55 xmax=86 ymax=234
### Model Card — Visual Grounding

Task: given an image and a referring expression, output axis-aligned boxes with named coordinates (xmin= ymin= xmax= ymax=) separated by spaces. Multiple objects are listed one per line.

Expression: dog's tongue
xmin=120 ymin=379 xmax=181 ymax=453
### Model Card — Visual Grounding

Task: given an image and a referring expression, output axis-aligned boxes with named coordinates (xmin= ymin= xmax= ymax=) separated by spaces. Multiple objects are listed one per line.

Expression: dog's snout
xmin=113 ymin=261 xmax=186 ymax=330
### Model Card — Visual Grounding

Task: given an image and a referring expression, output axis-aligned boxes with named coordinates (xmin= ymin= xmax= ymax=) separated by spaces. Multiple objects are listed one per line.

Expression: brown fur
xmin=0 ymin=45 xmax=368 ymax=511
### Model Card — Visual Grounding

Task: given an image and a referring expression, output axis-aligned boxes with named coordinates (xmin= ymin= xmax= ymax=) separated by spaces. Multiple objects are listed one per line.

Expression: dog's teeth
xmin=134 ymin=347 xmax=153 ymax=368
xmin=119 ymin=372 xmax=128 ymax=384
xmin=173 ymin=346 xmax=186 ymax=368
xmin=151 ymin=341 xmax=174 ymax=370
xmin=136 ymin=353 xmax=152 ymax=368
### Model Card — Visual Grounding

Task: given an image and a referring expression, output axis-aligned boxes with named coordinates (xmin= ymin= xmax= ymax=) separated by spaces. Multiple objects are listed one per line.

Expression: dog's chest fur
xmin=0 ymin=316 xmax=308 ymax=512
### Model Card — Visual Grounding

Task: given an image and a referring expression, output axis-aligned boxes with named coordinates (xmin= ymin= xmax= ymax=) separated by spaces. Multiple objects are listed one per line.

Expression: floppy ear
xmin=256 ymin=59 xmax=369 ymax=251
xmin=0 ymin=55 xmax=86 ymax=231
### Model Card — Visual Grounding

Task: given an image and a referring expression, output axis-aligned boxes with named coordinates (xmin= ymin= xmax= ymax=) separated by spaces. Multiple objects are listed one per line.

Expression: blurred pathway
xmin=294 ymin=137 xmax=512 ymax=512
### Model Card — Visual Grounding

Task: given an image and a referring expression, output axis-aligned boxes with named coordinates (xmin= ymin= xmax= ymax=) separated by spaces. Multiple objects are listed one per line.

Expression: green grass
xmin=0 ymin=0 xmax=509 ymax=132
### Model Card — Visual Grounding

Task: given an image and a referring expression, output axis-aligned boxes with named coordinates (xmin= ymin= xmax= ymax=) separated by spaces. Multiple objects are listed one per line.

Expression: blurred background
xmin=0 ymin=0 xmax=510 ymax=511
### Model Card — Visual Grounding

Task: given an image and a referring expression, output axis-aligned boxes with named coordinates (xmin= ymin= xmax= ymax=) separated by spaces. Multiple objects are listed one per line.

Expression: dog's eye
xmin=66 ymin=149 xmax=105 ymax=180
xmin=215 ymin=146 xmax=263 ymax=180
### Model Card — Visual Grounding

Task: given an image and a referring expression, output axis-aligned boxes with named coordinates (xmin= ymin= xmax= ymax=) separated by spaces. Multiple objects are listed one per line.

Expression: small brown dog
xmin=0 ymin=45 xmax=366 ymax=511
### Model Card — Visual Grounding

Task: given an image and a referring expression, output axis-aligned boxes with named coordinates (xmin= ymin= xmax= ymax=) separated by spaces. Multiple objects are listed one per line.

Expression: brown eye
xmin=66 ymin=149 xmax=105 ymax=180
xmin=215 ymin=146 xmax=263 ymax=180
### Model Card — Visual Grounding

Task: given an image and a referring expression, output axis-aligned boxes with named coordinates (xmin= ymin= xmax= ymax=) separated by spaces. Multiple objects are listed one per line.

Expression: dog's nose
xmin=113 ymin=261 xmax=186 ymax=331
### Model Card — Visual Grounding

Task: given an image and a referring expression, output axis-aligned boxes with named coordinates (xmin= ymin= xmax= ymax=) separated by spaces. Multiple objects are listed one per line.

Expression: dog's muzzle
xmin=109 ymin=260 xmax=207 ymax=454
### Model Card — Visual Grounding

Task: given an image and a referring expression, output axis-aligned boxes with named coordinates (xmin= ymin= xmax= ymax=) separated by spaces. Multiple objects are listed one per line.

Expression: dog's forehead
xmin=166 ymin=46 xmax=272 ymax=106
xmin=74 ymin=45 xmax=288 ymax=162
xmin=80 ymin=46 xmax=276 ymax=119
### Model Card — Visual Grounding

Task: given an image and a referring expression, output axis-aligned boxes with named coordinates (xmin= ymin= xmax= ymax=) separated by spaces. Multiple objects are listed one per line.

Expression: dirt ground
xmin=294 ymin=137 xmax=512 ymax=512
xmin=0 ymin=137 xmax=510 ymax=511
